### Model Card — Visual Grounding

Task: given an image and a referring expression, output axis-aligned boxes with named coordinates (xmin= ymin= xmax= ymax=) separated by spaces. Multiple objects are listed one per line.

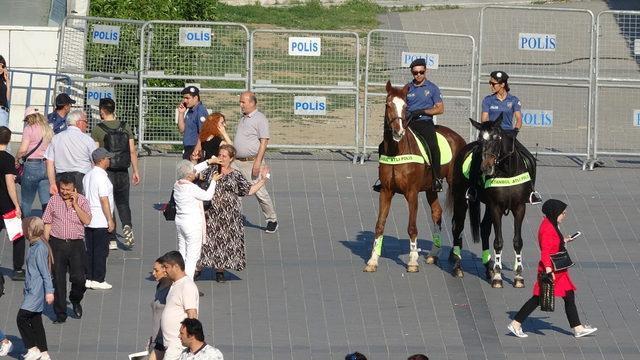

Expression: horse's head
xmin=470 ymin=115 xmax=508 ymax=177
xmin=385 ymin=81 xmax=410 ymax=142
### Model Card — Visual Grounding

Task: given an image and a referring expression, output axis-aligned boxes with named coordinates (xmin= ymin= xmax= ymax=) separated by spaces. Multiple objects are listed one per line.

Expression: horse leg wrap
xmin=373 ymin=236 xmax=383 ymax=257
xmin=514 ymin=252 xmax=523 ymax=274
xmin=452 ymin=245 xmax=462 ymax=259
xmin=408 ymin=239 xmax=419 ymax=265
xmin=482 ymin=249 xmax=491 ymax=265
xmin=428 ymin=232 xmax=442 ymax=257
xmin=494 ymin=250 xmax=502 ymax=271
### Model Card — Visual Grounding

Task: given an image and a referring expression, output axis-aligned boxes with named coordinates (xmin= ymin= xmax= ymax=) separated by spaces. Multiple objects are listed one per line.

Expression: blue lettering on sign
xmin=522 ymin=110 xmax=553 ymax=127
xmin=93 ymin=31 xmax=119 ymax=41
xmin=291 ymin=41 xmax=319 ymax=53
xmin=186 ymin=31 xmax=211 ymax=41
xmin=87 ymin=91 xmax=113 ymax=100
xmin=518 ymin=33 xmax=557 ymax=51
xmin=634 ymin=110 xmax=640 ymax=127
xmin=294 ymin=101 xmax=326 ymax=111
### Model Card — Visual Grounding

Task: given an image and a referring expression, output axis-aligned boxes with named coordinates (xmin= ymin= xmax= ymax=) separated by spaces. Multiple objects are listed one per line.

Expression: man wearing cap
xmin=83 ymin=147 xmax=115 ymax=290
xmin=45 ymin=110 xmax=96 ymax=194
xmin=233 ymin=91 xmax=278 ymax=233
xmin=177 ymin=86 xmax=208 ymax=160
xmin=91 ymin=98 xmax=140 ymax=249
xmin=47 ymin=93 xmax=76 ymax=134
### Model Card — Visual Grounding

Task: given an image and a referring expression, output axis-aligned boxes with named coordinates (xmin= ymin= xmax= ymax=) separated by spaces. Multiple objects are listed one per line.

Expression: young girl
xmin=16 ymin=217 xmax=54 ymax=360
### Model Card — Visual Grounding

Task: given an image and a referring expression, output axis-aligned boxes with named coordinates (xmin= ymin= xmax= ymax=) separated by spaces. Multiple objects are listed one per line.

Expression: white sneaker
xmin=508 ymin=323 xmax=528 ymax=338
xmin=39 ymin=353 xmax=51 ymax=360
xmin=0 ymin=339 xmax=13 ymax=356
xmin=91 ymin=281 xmax=113 ymax=290
xmin=23 ymin=348 xmax=41 ymax=360
xmin=575 ymin=325 xmax=598 ymax=338
xmin=109 ymin=241 xmax=118 ymax=250
xmin=85 ymin=280 xmax=94 ymax=289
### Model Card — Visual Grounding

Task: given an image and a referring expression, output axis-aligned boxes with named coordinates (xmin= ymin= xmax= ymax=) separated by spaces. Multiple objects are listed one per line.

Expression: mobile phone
xmin=570 ymin=231 xmax=582 ymax=240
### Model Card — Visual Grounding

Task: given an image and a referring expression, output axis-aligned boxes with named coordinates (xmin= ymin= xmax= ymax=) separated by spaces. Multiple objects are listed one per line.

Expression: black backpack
xmin=99 ymin=122 xmax=131 ymax=171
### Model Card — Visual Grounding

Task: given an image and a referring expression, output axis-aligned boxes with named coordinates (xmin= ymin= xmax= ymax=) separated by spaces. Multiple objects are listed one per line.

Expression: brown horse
xmin=363 ymin=81 xmax=466 ymax=273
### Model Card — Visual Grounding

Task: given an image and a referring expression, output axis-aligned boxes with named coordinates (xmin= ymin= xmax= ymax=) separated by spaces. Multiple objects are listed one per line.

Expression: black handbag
xmin=550 ymin=250 xmax=574 ymax=271
xmin=15 ymin=138 xmax=43 ymax=184
xmin=163 ymin=191 xmax=176 ymax=221
xmin=539 ymin=272 xmax=555 ymax=312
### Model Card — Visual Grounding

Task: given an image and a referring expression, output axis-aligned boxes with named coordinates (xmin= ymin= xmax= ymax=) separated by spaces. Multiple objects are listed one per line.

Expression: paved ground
xmin=1 ymin=152 xmax=640 ymax=360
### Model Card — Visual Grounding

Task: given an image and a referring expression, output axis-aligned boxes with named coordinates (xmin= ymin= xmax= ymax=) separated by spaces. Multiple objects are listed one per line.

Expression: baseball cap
xmin=55 ymin=93 xmax=76 ymax=107
xmin=409 ymin=58 xmax=426 ymax=69
xmin=181 ymin=86 xmax=200 ymax=97
xmin=490 ymin=70 xmax=509 ymax=82
xmin=92 ymin=147 xmax=114 ymax=163
xmin=24 ymin=106 xmax=39 ymax=118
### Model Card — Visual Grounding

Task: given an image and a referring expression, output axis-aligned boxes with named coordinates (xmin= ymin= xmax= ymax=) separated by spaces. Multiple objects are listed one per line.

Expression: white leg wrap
xmin=494 ymin=250 xmax=502 ymax=270
xmin=408 ymin=239 xmax=419 ymax=265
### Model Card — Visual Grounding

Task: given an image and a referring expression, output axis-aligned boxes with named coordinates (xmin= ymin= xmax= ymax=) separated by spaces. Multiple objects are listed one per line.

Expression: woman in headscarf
xmin=507 ymin=199 xmax=597 ymax=338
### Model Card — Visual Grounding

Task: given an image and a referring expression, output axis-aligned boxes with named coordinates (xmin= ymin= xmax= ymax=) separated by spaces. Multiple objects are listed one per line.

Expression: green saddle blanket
xmin=461 ymin=152 xmax=531 ymax=188
xmin=379 ymin=130 xmax=452 ymax=165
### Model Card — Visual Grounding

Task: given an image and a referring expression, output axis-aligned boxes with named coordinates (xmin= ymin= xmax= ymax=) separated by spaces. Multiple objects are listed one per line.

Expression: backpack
xmin=98 ymin=122 xmax=131 ymax=171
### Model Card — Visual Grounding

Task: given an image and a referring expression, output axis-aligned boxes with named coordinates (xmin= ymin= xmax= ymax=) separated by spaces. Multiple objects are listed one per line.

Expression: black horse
xmin=448 ymin=117 xmax=535 ymax=287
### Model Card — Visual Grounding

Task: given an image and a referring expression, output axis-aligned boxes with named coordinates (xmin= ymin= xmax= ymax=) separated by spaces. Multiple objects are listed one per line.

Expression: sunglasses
xmin=412 ymin=70 xmax=426 ymax=76
xmin=489 ymin=81 xmax=500 ymax=86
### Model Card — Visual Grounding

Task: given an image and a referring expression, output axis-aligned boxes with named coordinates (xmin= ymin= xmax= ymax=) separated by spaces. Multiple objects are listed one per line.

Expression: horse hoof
xmin=425 ymin=256 xmax=438 ymax=265
xmin=363 ymin=264 xmax=377 ymax=273
xmin=491 ymin=280 xmax=503 ymax=288
xmin=452 ymin=267 xmax=464 ymax=278
xmin=485 ymin=268 xmax=493 ymax=280
xmin=406 ymin=265 xmax=419 ymax=273
xmin=514 ymin=279 xmax=525 ymax=288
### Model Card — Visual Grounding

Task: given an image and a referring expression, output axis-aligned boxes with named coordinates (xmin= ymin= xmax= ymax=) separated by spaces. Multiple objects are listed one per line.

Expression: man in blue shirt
xmin=406 ymin=58 xmax=445 ymax=192
xmin=47 ymin=93 xmax=75 ymax=134
xmin=177 ymin=86 xmax=208 ymax=160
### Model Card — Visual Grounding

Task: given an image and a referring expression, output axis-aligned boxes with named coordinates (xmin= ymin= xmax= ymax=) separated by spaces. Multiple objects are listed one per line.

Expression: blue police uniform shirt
xmin=183 ymin=102 xmax=209 ymax=146
xmin=481 ymin=93 xmax=522 ymax=130
xmin=47 ymin=111 xmax=68 ymax=134
xmin=406 ymin=80 xmax=443 ymax=122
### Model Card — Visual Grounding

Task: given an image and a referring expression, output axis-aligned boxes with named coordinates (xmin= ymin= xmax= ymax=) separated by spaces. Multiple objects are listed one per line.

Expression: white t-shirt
xmin=82 ymin=166 xmax=114 ymax=228
xmin=161 ymin=275 xmax=200 ymax=349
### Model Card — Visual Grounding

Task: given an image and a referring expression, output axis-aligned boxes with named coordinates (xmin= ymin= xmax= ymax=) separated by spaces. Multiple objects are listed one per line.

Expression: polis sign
xmin=294 ymin=96 xmax=326 ymax=115
xmin=401 ymin=52 xmax=439 ymax=69
xmin=634 ymin=110 xmax=640 ymax=127
xmin=86 ymin=87 xmax=115 ymax=106
xmin=518 ymin=33 xmax=556 ymax=52
xmin=179 ymin=28 xmax=212 ymax=47
xmin=92 ymin=25 xmax=120 ymax=45
xmin=522 ymin=110 xmax=553 ymax=127
xmin=288 ymin=37 xmax=321 ymax=56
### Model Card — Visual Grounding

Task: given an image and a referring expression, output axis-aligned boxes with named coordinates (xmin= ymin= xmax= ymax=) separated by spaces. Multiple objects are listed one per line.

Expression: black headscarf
xmin=541 ymin=199 xmax=567 ymax=246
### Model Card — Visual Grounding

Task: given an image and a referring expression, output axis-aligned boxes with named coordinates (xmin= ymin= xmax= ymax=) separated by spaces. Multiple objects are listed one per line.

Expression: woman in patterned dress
xmin=198 ymin=144 xmax=269 ymax=282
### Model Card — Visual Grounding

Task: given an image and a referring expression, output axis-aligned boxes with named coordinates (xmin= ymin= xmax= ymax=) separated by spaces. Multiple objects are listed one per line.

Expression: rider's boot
xmin=433 ymin=178 xmax=443 ymax=192
xmin=465 ymin=187 xmax=477 ymax=201
xmin=372 ymin=179 xmax=382 ymax=192
xmin=529 ymin=191 xmax=542 ymax=205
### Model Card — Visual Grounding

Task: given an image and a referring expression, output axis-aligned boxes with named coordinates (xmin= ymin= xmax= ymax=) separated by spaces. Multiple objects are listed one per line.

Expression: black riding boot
xmin=373 ymin=142 xmax=384 ymax=192
xmin=409 ymin=120 xmax=442 ymax=192
xmin=514 ymin=139 xmax=541 ymax=204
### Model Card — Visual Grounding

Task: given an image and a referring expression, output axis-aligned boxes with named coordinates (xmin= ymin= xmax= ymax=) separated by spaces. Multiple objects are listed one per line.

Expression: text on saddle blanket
xmin=378 ymin=131 xmax=452 ymax=165
xmin=461 ymin=152 xmax=531 ymax=188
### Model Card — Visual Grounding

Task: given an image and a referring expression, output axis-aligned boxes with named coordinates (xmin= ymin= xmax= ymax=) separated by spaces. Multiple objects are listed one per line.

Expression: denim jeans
xmin=20 ymin=160 xmax=50 ymax=217
xmin=0 ymin=108 xmax=8 ymax=127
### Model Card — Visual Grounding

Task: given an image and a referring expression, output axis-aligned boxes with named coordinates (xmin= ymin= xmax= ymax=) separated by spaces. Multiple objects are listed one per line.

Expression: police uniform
xmin=481 ymin=93 xmax=521 ymax=132
xmin=47 ymin=93 xmax=77 ymax=134
xmin=180 ymin=87 xmax=209 ymax=160
xmin=406 ymin=69 xmax=444 ymax=185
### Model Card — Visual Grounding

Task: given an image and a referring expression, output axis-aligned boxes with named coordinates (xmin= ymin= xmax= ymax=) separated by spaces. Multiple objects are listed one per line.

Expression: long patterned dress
xmin=197 ymin=169 xmax=251 ymax=271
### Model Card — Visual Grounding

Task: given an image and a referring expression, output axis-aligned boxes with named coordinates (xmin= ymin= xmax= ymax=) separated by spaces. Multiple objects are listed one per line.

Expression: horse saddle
xmin=379 ymin=130 xmax=453 ymax=165
xmin=461 ymin=151 xmax=531 ymax=188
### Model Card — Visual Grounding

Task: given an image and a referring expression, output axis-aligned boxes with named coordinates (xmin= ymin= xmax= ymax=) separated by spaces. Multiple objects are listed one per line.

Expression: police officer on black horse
xmin=374 ymin=58 xmax=445 ymax=193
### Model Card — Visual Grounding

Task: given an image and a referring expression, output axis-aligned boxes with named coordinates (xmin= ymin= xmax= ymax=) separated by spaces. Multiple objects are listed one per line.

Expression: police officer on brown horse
xmin=374 ymin=58 xmax=445 ymax=193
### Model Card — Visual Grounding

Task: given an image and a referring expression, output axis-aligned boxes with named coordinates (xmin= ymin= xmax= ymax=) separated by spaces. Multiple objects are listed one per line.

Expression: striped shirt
xmin=42 ymin=193 xmax=91 ymax=239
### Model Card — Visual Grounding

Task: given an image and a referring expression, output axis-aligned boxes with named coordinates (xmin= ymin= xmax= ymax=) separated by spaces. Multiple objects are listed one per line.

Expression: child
xmin=16 ymin=217 xmax=54 ymax=360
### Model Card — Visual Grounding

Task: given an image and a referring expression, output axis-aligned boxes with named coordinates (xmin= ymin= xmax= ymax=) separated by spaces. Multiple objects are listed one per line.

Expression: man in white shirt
xmin=160 ymin=251 xmax=199 ymax=360
xmin=82 ymin=148 xmax=115 ymax=290
xmin=45 ymin=110 xmax=96 ymax=194
xmin=178 ymin=318 xmax=223 ymax=360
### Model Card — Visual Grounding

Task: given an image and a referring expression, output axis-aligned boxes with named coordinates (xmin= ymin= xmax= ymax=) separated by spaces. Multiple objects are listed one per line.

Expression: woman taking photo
xmin=16 ymin=109 xmax=53 ymax=216
xmin=508 ymin=199 xmax=597 ymax=338
xmin=198 ymin=144 xmax=269 ymax=283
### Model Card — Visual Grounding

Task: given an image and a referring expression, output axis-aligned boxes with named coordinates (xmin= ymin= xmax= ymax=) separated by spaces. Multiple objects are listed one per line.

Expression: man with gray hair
xmin=45 ymin=110 xmax=97 ymax=194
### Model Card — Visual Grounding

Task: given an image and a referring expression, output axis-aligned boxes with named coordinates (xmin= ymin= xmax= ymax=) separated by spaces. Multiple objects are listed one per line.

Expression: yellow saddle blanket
xmin=461 ymin=152 xmax=531 ymax=188
xmin=378 ymin=130 xmax=452 ymax=166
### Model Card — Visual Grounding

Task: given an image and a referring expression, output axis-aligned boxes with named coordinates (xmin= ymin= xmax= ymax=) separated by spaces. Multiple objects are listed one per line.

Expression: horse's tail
xmin=469 ymin=197 xmax=481 ymax=243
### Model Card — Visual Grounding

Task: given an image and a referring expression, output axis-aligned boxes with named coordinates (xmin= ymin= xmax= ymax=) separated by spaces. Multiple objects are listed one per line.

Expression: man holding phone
xmin=177 ymin=86 xmax=208 ymax=160
xmin=42 ymin=174 xmax=92 ymax=323
xmin=0 ymin=55 xmax=10 ymax=128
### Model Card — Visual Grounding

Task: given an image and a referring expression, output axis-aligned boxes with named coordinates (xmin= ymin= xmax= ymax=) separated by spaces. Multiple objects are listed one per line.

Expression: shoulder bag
xmin=15 ymin=137 xmax=44 ymax=184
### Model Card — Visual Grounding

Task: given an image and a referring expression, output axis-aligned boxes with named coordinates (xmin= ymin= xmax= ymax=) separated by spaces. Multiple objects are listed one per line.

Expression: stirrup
xmin=372 ymin=179 xmax=382 ymax=193
xmin=529 ymin=191 xmax=542 ymax=205
xmin=465 ymin=187 xmax=476 ymax=202
xmin=432 ymin=178 xmax=443 ymax=192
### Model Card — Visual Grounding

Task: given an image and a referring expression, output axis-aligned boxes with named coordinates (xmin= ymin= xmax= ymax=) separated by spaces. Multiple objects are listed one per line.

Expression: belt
xmin=51 ymin=236 xmax=82 ymax=243
xmin=25 ymin=158 xmax=45 ymax=162
xmin=236 ymin=156 xmax=256 ymax=162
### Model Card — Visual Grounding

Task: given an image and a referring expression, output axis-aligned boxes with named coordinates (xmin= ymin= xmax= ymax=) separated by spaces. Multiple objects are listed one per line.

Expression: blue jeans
xmin=0 ymin=108 xmax=8 ymax=127
xmin=20 ymin=160 xmax=50 ymax=216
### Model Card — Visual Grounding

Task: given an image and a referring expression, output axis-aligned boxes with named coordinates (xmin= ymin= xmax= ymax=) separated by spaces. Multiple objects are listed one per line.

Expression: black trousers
xmin=57 ymin=171 xmax=85 ymax=194
xmin=85 ymin=227 xmax=109 ymax=283
xmin=514 ymin=291 xmax=581 ymax=328
xmin=16 ymin=309 xmax=48 ymax=352
xmin=50 ymin=237 xmax=86 ymax=318
xmin=107 ymin=170 xmax=132 ymax=241
xmin=409 ymin=119 xmax=441 ymax=179
xmin=183 ymin=145 xmax=196 ymax=160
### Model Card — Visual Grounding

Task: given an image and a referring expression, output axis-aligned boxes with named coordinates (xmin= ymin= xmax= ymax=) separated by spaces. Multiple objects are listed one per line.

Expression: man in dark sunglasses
xmin=406 ymin=58 xmax=445 ymax=192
